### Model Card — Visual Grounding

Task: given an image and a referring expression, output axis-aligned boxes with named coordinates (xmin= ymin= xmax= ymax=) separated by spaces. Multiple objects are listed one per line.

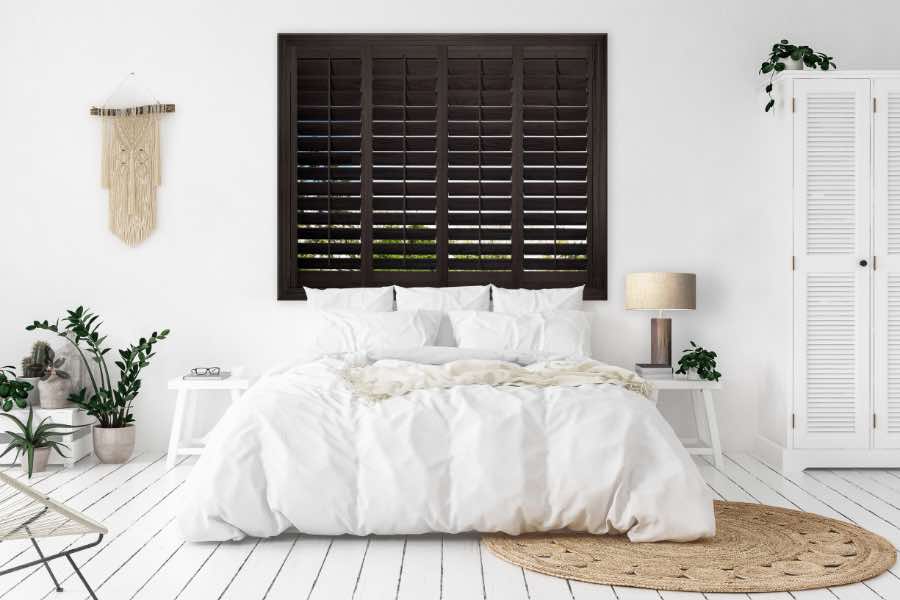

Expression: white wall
xmin=2 ymin=0 xmax=900 ymax=453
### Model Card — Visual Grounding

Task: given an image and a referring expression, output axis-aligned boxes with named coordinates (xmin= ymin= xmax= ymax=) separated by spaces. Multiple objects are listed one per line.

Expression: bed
xmin=177 ymin=336 xmax=715 ymax=543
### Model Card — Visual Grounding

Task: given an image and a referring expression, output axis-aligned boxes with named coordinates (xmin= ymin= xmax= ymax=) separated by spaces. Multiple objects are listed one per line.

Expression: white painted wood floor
xmin=1 ymin=453 xmax=900 ymax=600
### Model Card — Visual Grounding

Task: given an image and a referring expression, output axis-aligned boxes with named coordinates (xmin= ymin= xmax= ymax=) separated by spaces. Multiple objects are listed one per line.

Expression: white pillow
xmin=304 ymin=287 xmax=394 ymax=311
xmin=448 ymin=310 xmax=591 ymax=358
xmin=395 ymin=286 xmax=491 ymax=346
xmin=490 ymin=285 xmax=584 ymax=314
xmin=395 ymin=286 xmax=491 ymax=311
xmin=311 ymin=310 xmax=440 ymax=353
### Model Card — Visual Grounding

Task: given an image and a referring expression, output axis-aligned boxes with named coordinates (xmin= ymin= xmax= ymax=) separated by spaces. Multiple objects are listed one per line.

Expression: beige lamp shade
xmin=625 ymin=272 xmax=696 ymax=311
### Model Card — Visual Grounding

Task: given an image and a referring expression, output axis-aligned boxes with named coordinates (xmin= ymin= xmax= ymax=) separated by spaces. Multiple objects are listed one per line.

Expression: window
xmin=278 ymin=34 xmax=607 ymax=300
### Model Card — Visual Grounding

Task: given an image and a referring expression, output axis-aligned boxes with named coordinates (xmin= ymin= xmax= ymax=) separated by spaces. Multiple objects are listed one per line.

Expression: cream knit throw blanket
xmin=345 ymin=359 xmax=654 ymax=402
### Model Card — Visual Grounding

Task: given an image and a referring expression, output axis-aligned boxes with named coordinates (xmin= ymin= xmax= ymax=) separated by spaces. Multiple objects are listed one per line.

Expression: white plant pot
xmin=93 ymin=425 xmax=136 ymax=464
xmin=18 ymin=377 xmax=41 ymax=406
xmin=22 ymin=446 xmax=51 ymax=477
xmin=38 ymin=374 xmax=73 ymax=409
xmin=686 ymin=369 xmax=701 ymax=381
xmin=782 ymin=57 xmax=804 ymax=71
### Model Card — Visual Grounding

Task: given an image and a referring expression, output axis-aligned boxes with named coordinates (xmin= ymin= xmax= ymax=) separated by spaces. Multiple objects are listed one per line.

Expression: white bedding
xmin=178 ymin=349 xmax=715 ymax=543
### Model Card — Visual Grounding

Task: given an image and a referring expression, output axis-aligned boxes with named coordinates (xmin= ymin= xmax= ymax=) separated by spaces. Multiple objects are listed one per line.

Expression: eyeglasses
xmin=190 ymin=367 xmax=221 ymax=376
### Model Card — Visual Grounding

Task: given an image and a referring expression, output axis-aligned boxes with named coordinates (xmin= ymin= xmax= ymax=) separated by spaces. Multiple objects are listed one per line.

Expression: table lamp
xmin=625 ymin=272 xmax=696 ymax=367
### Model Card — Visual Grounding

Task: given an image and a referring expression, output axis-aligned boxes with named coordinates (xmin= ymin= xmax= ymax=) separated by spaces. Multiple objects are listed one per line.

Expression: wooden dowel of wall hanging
xmin=89 ymin=103 xmax=176 ymax=116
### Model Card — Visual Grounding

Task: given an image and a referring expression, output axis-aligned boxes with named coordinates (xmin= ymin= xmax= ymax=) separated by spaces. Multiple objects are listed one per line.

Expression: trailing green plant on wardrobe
xmin=760 ymin=39 xmax=836 ymax=112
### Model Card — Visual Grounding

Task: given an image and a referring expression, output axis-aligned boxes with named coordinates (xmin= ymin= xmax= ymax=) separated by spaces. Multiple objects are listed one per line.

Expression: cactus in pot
xmin=35 ymin=346 xmax=71 ymax=409
xmin=19 ymin=341 xmax=56 ymax=406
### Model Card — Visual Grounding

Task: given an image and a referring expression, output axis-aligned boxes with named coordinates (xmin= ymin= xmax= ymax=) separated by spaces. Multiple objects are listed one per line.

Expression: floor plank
xmin=396 ymin=535 xmax=442 ymax=600
xmin=481 ymin=542 xmax=530 ymax=600
xmin=442 ymin=535 xmax=485 ymax=600
xmin=264 ymin=536 xmax=332 ymax=600
xmin=352 ymin=536 xmax=406 ymax=600
xmin=307 ymin=536 xmax=369 ymax=600
xmin=220 ymin=534 xmax=297 ymax=600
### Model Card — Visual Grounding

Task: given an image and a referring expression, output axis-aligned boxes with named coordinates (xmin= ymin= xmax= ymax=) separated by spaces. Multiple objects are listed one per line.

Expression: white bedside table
xmin=166 ymin=376 xmax=252 ymax=469
xmin=652 ymin=378 xmax=724 ymax=468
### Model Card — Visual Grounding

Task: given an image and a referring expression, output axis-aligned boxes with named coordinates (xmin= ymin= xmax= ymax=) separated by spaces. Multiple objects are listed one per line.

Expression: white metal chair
xmin=0 ymin=470 xmax=107 ymax=599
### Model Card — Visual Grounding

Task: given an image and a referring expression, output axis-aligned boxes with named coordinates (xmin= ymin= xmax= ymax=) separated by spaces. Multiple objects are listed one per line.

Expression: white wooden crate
xmin=0 ymin=407 xmax=93 ymax=467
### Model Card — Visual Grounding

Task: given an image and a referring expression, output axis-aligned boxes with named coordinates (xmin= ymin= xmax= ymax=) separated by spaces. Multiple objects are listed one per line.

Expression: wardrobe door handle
xmin=859 ymin=259 xmax=868 ymax=267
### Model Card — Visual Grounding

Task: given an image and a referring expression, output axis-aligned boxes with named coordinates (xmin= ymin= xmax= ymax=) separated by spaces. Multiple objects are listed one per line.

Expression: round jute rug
xmin=482 ymin=501 xmax=897 ymax=593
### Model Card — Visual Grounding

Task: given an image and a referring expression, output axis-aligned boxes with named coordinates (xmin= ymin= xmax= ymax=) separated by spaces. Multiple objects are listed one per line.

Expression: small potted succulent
xmin=35 ymin=346 xmax=72 ymax=409
xmin=676 ymin=341 xmax=722 ymax=382
xmin=20 ymin=341 xmax=52 ymax=406
xmin=0 ymin=407 xmax=84 ymax=477
xmin=760 ymin=39 xmax=836 ymax=112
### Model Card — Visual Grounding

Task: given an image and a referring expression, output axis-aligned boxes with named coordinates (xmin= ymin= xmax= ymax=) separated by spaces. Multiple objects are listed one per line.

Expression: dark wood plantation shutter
xmin=278 ymin=35 xmax=607 ymax=300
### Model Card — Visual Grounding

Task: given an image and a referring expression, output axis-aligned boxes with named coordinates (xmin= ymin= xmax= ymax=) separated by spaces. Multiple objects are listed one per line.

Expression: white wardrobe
xmin=765 ymin=71 xmax=900 ymax=469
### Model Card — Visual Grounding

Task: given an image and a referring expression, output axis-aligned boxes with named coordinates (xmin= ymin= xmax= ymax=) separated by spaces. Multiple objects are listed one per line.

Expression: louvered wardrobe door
xmin=874 ymin=79 xmax=900 ymax=448
xmin=794 ymin=78 xmax=872 ymax=449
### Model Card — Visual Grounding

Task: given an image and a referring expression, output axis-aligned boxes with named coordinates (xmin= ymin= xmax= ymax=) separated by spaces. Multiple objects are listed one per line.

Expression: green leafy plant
xmin=760 ymin=39 xmax=836 ymax=112
xmin=676 ymin=341 xmax=722 ymax=382
xmin=27 ymin=306 xmax=170 ymax=428
xmin=0 ymin=366 xmax=32 ymax=412
xmin=0 ymin=407 xmax=84 ymax=477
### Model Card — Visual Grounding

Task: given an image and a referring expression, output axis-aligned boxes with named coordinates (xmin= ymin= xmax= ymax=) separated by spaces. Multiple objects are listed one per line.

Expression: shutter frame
xmin=277 ymin=34 xmax=607 ymax=300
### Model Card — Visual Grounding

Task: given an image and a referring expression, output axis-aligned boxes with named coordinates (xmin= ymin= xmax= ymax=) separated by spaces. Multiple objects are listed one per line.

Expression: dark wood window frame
xmin=278 ymin=34 xmax=607 ymax=300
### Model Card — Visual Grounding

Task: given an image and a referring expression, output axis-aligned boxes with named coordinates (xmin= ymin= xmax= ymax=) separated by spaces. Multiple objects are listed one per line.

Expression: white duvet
xmin=178 ymin=349 xmax=715 ymax=543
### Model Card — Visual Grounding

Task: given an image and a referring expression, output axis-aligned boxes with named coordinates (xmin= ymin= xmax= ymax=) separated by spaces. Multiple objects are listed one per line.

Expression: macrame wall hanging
xmin=90 ymin=73 xmax=175 ymax=246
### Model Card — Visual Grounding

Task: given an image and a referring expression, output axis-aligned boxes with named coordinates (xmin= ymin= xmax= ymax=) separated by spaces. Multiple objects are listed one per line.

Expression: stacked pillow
xmin=302 ymin=284 xmax=589 ymax=358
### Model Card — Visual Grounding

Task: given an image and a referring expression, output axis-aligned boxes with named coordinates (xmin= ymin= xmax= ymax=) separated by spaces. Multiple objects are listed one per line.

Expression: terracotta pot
xmin=22 ymin=446 xmax=51 ymax=477
xmin=93 ymin=425 xmax=135 ymax=464
xmin=38 ymin=374 xmax=73 ymax=409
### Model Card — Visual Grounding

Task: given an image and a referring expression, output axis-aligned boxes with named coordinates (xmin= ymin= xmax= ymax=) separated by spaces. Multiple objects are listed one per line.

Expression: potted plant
xmin=27 ymin=306 xmax=170 ymax=464
xmin=0 ymin=407 xmax=84 ymax=477
xmin=20 ymin=341 xmax=50 ymax=406
xmin=760 ymin=39 xmax=836 ymax=112
xmin=675 ymin=341 xmax=722 ymax=382
xmin=0 ymin=366 xmax=32 ymax=411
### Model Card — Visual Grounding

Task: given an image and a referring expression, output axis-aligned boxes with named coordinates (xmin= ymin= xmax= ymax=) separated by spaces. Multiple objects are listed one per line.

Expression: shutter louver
xmin=522 ymin=53 xmax=590 ymax=274
xmin=805 ymin=273 xmax=857 ymax=435
xmin=372 ymin=52 xmax=439 ymax=274
xmin=279 ymin=35 xmax=606 ymax=300
xmin=794 ymin=78 xmax=870 ymax=450
xmin=447 ymin=49 xmax=514 ymax=276
xmin=296 ymin=54 xmax=363 ymax=279
xmin=875 ymin=81 xmax=900 ymax=448
xmin=805 ymin=92 xmax=857 ymax=255
xmin=887 ymin=274 xmax=900 ymax=436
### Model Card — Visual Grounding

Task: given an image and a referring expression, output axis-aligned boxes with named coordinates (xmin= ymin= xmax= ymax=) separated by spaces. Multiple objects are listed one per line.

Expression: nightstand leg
xmin=167 ymin=389 xmax=187 ymax=470
xmin=702 ymin=389 xmax=724 ymax=469
xmin=691 ymin=391 xmax=708 ymax=446
xmin=184 ymin=391 xmax=197 ymax=444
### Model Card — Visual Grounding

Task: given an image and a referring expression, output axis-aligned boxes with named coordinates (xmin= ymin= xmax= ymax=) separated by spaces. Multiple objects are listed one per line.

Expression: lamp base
xmin=650 ymin=317 xmax=672 ymax=367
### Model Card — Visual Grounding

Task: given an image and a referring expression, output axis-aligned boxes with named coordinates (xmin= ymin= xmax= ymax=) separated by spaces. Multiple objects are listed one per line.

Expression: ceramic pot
xmin=782 ymin=57 xmax=804 ymax=71
xmin=19 ymin=377 xmax=41 ymax=406
xmin=686 ymin=368 xmax=701 ymax=381
xmin=93 ymin=425 xmax=135 ymax=464
xmin=38 ymin=374 xmax=72 ymax=409
xmin=22 ymin=446 xmax=51 ymax=477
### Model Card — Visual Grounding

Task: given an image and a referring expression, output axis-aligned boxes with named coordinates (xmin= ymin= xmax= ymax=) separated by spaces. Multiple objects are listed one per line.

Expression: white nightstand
xmin=652 ymin=378 xmax=724 ymax=468
xmin=166 ymin=375 xmax=252 ymax=469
